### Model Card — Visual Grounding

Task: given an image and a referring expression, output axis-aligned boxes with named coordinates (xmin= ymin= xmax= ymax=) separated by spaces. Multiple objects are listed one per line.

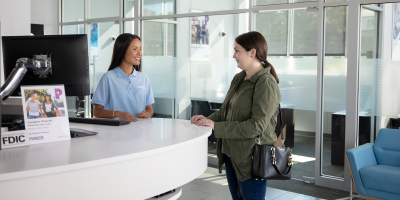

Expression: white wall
xmin=0 ymin=0 xmax=31 ymax=85
xmin=382 ymin=3 xmax=393 ymax=60
xmin=31 ymin=0 xmax=59 ymax=35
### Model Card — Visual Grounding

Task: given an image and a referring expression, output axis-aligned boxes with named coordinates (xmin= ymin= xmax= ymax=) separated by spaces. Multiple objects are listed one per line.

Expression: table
xmin=0 ymin=118 xmax=211 ymax=200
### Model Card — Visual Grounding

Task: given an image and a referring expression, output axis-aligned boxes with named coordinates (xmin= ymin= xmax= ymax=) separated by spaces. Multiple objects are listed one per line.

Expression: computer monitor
xmin=1 ymin=34 xmax=89 ymax=97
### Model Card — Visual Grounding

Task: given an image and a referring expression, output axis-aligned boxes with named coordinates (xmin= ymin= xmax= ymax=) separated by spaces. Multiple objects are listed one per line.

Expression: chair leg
xmin=350 ymin=181 xmax=353 ymax=200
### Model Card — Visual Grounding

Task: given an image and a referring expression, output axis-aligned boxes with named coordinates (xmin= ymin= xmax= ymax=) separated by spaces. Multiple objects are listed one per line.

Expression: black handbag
xmin=251 ymin=76 xmax=292 ymax=180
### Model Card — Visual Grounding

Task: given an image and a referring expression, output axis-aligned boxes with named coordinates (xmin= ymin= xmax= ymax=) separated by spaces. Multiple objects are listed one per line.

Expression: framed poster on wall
xmin=190 ymin=15 xmax=210 ymax=58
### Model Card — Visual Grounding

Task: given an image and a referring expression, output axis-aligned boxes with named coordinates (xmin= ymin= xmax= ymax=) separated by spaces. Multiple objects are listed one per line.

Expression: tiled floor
xmin=178 ymin=171 xmax=325 ymax=200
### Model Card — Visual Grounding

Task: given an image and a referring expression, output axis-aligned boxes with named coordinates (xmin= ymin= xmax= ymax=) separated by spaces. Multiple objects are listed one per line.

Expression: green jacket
xmin=207 ymin=65 xmax=281 ymax=182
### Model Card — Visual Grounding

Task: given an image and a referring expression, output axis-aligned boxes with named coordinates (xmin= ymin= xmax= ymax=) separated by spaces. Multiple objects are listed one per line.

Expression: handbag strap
xmin=253 ymin=75 xmax=284 ymax=147
xmin=272 ymin=162 xmax=292 ymax=176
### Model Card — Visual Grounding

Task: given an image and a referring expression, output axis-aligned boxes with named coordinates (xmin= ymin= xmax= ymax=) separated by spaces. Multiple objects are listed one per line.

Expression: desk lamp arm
xmin=0 ymin=58 xmax=38 ymax=101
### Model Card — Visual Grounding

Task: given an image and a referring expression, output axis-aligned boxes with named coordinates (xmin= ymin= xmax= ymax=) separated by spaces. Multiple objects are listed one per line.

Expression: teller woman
xmin=92 ymin=33 xmax=154 ymax=121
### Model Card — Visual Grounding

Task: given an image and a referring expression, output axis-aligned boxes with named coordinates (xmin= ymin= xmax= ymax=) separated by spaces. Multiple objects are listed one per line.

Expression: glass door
xmin=255 ymin=8 xmax=319 ymax=182
xmin=359 ymin=3 xmax=400 ymax=146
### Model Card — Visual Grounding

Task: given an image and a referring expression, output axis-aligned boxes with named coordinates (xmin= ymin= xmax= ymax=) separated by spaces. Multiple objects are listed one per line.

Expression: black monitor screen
xmin=2 ymin=34 xmax=89 ymax=96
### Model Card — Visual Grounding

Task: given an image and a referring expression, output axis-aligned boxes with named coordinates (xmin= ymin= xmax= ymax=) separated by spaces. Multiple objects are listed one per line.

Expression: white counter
xmin=0 ymin=118 xmax=212 ymax=200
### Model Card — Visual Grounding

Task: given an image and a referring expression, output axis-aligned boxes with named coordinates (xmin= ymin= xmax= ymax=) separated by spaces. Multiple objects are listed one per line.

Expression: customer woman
xmin=42 ymin=94 xmax=62 ymax=117
xmin=191 ymin=31 xmax=281 ymax=200
xmin=92 ymin=33 xmax=154 ymax=121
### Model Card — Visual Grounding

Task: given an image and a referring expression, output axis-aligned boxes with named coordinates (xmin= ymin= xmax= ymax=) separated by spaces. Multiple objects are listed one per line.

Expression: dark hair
xmin=235 ymin=31 xmax=279 ymax=83
xmin=108 ymin=33 xmax=141 ymax=71
xmin=42 ymin=94 xmax=56 ymax=112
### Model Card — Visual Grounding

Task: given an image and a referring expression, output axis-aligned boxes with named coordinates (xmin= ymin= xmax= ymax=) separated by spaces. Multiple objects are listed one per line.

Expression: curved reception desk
xmin=0 ymin=118 xmax=211 ymax=200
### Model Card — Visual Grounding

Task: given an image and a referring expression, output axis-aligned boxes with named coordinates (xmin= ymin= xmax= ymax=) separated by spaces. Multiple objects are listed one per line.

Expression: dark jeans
xmin=224 ymin=155 xmax=267 ymax=200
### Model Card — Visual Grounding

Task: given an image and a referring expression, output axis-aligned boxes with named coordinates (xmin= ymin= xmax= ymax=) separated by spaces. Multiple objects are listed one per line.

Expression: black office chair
xmin=191 ymin=100 xmax=217 ymax=143
xmin=191 ymin=100 xmax=215 ymax=118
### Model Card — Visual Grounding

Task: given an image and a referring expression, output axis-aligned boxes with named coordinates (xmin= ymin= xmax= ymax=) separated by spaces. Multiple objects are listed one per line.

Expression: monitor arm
xmin=0 ymin=55 xmax=52 ymax=101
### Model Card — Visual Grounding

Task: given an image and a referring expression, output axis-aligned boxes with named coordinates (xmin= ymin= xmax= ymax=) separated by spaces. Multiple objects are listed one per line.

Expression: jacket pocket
xmin=229 ymin=139 xmax=255 ymax=169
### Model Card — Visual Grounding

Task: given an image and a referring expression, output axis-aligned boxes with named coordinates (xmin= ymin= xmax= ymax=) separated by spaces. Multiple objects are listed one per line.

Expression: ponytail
xmin=264 ymin=60 xmax=279 ymax=84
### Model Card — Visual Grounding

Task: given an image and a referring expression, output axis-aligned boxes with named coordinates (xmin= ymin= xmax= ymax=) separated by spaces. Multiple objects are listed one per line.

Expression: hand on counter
xmin=137 ymin=110 xmax=151 ymax=118
xmin=191 ymin=115 xmax=206 ymax=124
xmin=191 ymin=115 xmax=215 ymax=130
xmin=116 ymin=111 xmax=138 ymax=122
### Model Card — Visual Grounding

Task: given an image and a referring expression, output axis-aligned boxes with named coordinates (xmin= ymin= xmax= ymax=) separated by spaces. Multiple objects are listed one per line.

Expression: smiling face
xmin=123 ymin=38 xmax=142 ymax=66
xmin=30 ymin=94 xmax=36 ymax=101
xmin=233 ymin=41 xmax=254 ymax=71
xmin=45 ymin=96 xmax=50 ymax=101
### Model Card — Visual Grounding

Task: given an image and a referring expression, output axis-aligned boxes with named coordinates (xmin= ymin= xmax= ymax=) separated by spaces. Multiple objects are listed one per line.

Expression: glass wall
xmin=322 ymin=6 xmax=348 ymax=179
xmin=88 ymin=0 xmax=120 ymax=19
xmin=255 ymin=8 xmax=318 ymax=180
xmin=88 ymin=22 xmax=120 ymax=93
xmin=124 ymin=0 xmax=135 ymax=18
xmin=61 ymin=0 xmax=84 ymax=22
xmin=62 ymin=24 xmax=85 ymax=34
xmin=142 ymin=0 xmax=249 ymax=17
xmin=256 ymin=0 xmax=317 ymax=6
xmin=359 ymin=3 xmax=399 ymax=146
xmin=141 ymin=20 xmax=177 ymax=118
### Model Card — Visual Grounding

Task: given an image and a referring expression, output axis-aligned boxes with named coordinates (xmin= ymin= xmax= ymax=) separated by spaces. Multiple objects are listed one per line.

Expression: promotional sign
xmin=21 ymin=85 xmax=70 ymax=145
xmin=1 ymin=130 xmax=29 ymax=149
xmin=393 ymin=2 xmax=400 ymax=60
xmin=90 ymin=23 xmax=99 ymax=57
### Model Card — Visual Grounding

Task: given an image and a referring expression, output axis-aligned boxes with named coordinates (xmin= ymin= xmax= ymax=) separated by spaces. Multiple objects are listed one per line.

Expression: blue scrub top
xmin=92 ymin=66 xmax=155 ymax=118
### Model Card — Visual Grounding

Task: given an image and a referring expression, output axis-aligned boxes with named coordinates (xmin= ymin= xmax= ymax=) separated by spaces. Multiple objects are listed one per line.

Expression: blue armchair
xmin=346 ymin=128 xmax=400 ymax=200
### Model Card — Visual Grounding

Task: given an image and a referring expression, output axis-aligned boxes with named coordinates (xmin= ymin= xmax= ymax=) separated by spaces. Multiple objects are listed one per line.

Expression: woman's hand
xmin=191 ymin=115 xmax=206 ymax=124
xmin=116 ymin=111 xmax=138 ymax=122
xmin=195 ymin=118 xmax=215 ymax=130
xmin=137 ymin=110 xmax=151 ymax=118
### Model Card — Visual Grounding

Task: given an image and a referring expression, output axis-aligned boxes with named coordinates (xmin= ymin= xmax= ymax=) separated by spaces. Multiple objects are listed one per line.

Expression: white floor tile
xmin=309 ymin=198 xmax=327 ymax=200
xmin=191 ymin=181 xmax=229 ymax=194
xmin=273 ymin=192 xmax=313 ymax=200
xmin=265 ymin=187 xmax=289 ymax=200
xmin=178 ymin=189 xmax=210 ymax=200
xmin=201 ymin=188 xmax=233 ymax=200
xmin=191 ymin=174 xmax=226 ymax=185
xmin=181 ymin=182 xmax=201 ymax=190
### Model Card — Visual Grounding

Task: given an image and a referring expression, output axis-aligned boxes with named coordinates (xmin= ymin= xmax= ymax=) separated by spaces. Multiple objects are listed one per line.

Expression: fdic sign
xmin=1 ymin=130 xmax=29 ymax=149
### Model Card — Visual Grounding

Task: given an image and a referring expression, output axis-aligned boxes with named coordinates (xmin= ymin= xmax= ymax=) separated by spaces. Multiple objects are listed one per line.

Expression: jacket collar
xmin=241 ymin=64 xmax=271 ymax=83
xmin=114 ymin=66 xmax=138 ymax=78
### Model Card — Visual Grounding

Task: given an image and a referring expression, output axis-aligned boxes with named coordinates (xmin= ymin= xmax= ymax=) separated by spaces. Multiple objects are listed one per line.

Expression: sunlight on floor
xmin=292 ymin=154 xmax=316 ymax=163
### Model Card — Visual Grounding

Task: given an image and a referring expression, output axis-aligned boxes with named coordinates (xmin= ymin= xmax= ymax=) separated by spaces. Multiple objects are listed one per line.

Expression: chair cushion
xmin=360 ymin=165 xmax=400 ymax=195
xmin=374 ymin=128 xmax=400 ymax=167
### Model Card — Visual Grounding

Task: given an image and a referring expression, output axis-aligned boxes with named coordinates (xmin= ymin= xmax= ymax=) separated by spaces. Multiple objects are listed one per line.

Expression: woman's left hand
xmin=137 ymin=110 xmax=151 ymax=118
xmin=195 ymin=118 xmax=215 ymax=130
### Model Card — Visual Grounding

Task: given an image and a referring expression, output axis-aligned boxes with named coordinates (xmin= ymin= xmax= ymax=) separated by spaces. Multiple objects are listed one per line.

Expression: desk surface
xmin=0 ymin=118 xmax=211 ymax=182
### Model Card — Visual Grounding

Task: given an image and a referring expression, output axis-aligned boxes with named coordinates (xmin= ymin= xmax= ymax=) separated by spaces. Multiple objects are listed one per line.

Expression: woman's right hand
xmin=191 ymin=115 xmax=206 ymax=124
xmin=115 ymin=111 xmax=138 ymax=122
